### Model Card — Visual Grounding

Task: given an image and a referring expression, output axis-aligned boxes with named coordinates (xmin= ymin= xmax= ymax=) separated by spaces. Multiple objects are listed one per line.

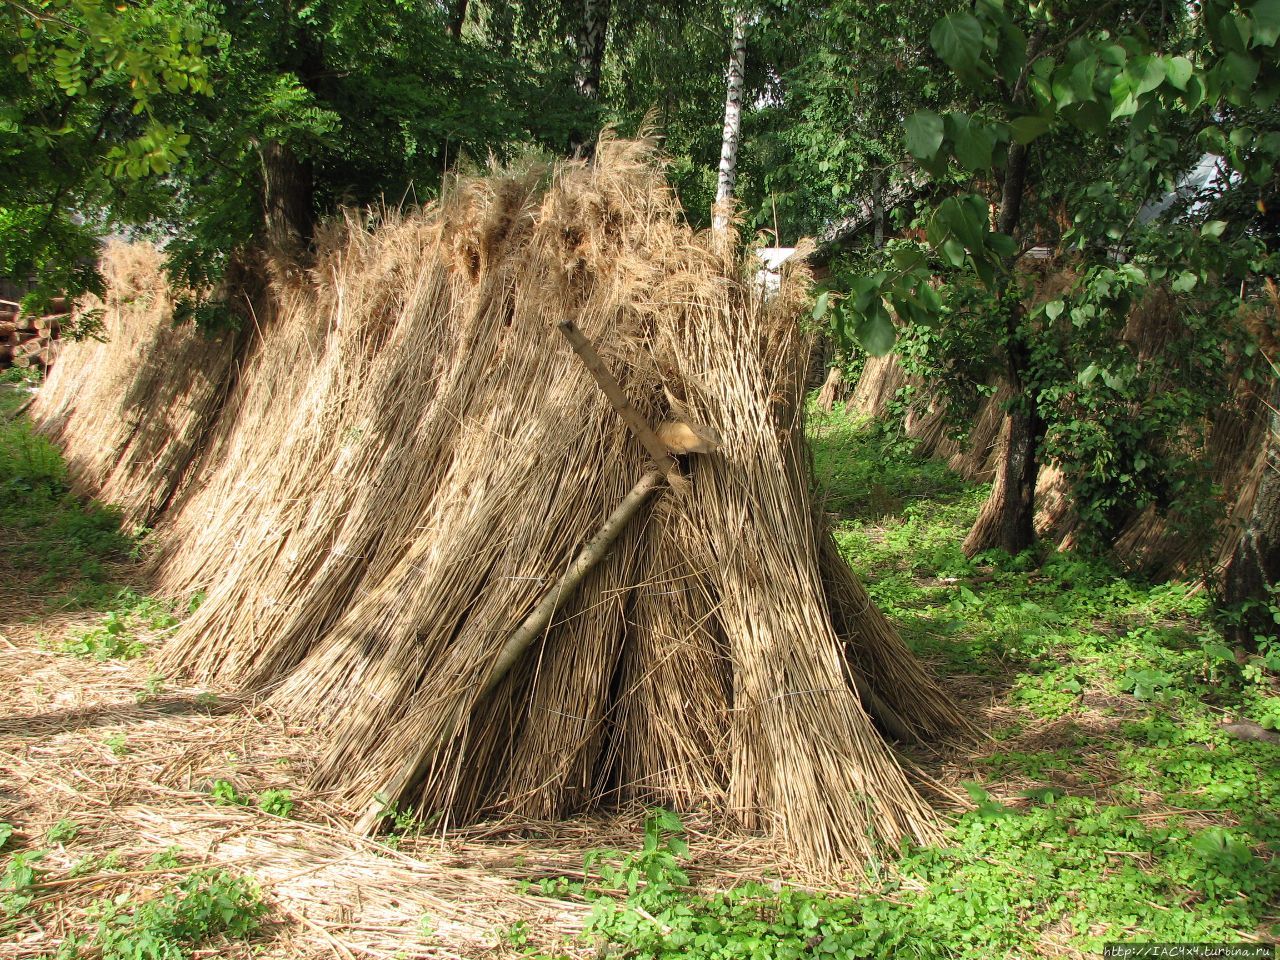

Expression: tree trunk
xmin=963 ymin=140 xmax=1040 ymax=558
xmin=259 ymin=139 xmax=314 ymax=264
xmin=816 ymin=366 xmax=845 ymax=413
xmin=872 ymin=170 xmax=885 ymax=247
xmin=448 ymin=0 xmax=467 ymax=39
xmin=1221 ymin=382 xmax=1280 ymax=650
xmin=962 ymin=390 xmax=1044 ymax=557
xmin=567 ymin=0 xmax=611 ymax=155
xmin=573 ymin=0 xmax=611 ymax=100
xmin=713 ymin=6 xmax=749 ymax=232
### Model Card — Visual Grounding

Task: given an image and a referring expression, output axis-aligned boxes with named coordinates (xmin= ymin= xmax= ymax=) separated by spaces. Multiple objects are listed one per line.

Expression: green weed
xmin=60 ymin=589 xmax=178 ymax=661
xmin=87 ymin=868 xmax=266 ymax=959
xmin=44 ymin=820 xmax=80 ymax=845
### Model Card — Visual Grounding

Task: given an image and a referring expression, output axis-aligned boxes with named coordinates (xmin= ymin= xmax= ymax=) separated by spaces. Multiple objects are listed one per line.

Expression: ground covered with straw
xmin=3 ymin=384 xmax=1277 ymax=959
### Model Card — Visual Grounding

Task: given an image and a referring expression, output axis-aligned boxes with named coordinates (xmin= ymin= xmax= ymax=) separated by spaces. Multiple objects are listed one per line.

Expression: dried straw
xmin=36 ymin=137 xmax=964 ymax=873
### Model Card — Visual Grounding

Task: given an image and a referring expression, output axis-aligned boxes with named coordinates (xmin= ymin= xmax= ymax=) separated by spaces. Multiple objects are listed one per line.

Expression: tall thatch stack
xmin=35 ymin=244 xmax=242 ymax=528
xmin=34 ymin=139 xmax=964 ymax=872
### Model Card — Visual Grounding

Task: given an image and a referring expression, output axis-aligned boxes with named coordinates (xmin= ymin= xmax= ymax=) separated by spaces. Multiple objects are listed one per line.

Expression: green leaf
xmin=1252 ymin=0 xmax=1280 ymax=45
xmin=1201 ymin=219 xmax=1228 ymax=238
xmin=904 ymin=110 xmax=945 ymax=160
xmin=995 ymin=19 xmax=1027 ymax=86
xmin=811 ymin=290 xmax=830 ymax=321
xmin=1164 ymin=55 xmax=1194 ymax=90
xmin=652 ymin=808 xmax=683 ymax=834
xmin=1008 ymin=114 xmax=1051 ymax=144
xmin=939 ymin=237 xmax=967 ymax=268
xmin=988 ymin=231 xmax=1016 ymax=258
xmin=854 ymin=304 xmax=896 ymax=356
xmin=1171 ymin=271 xmax=1199 ymax=292
xmin=948 ymin=113 xmax=997 ymax=170
xmin=1222 ymin=51 xmax=1260 ymax=89
xmin=930 ymin=12 xmax=984 ymax=76
xmin=1131 ymin=55 xmax=1166 ymax=95
xmin=1043 ymin=299 xmax=1065 ymax=320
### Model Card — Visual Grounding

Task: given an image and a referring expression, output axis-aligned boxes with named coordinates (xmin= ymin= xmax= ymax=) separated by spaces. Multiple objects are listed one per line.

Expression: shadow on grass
xmin=1 ymin=394 xmax=140 ymax=616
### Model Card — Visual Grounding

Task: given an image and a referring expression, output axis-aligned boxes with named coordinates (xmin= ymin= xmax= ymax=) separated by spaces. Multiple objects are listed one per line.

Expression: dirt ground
xmin=0 ymin=572 xmax=821 ymax=959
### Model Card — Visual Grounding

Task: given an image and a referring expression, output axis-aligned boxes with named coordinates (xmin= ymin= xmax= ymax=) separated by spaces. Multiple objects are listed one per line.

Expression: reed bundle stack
xmin=34 ymin=244 xmax=241 ymax=527
xmin=35 ymin=139 xmax=964 ymax=872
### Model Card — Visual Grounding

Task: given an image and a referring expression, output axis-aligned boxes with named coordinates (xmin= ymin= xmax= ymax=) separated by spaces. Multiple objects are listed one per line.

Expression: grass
xmin=535 ymin=405 xmax=1280 ymax=959
xmin=0 ymin=387 xmax=137 ymax=611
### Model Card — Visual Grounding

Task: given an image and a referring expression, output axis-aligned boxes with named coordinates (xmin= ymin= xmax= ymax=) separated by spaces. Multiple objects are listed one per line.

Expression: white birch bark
xmin=713 ymin=6 xmax=749 ymax=231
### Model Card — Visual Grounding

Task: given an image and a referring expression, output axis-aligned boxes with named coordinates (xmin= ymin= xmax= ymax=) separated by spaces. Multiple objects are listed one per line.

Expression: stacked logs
xmin=0 ymin=298 xmax=64 ymax=372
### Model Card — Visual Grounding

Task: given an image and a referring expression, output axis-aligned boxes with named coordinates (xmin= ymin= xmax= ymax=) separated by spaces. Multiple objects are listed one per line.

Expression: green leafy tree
xmin=1 ymin=0 xmax=218 ymax=315
xmin=2 ymin=0 xmax=587 ymax=317
xmin=819 ymin=0 xmax=1278 ymax=556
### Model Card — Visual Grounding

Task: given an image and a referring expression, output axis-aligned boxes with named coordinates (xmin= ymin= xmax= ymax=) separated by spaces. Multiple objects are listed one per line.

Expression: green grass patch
xmin=0 ymin=398 xmax=136 ymax=608
xmin=537 ymin=807 xmax=1279 ymax=960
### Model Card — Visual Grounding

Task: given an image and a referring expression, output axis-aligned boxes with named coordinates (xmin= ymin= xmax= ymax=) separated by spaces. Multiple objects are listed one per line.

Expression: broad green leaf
xmin=1070 ymin=54 xmax=1098 ymax=101
xmin=1043 ymin=299 xmax=1064 ymax=320
xmin=1252 ymin=0 xmax=1280 ymax=45
xmin=1131 ymin=55 xmax=1166 ymax=95
xmin=854 ymin=304 xmax=896 ymax=356
xmin=1164 ymin=55 xmax=1194 ymax=90
xmin=1202 ymin=219 xmax=1228 ymax=237
xmin=811 ymin=290 xmax=830 ymax=321
xmin=1008 ymin=114 xmax=1051 ymax=144
xmin=936 ymin=194 xmax=989 ymax=251
xmin=904 ymin=110 xmax=945 ymax=160
xmin=988 ymin=231 xmax=1016 ymax=258
xmin=1222 ymin=51 xmax=1260 ymax=89
xmin=940 ymin=237 xmax=967 ymax=267
xmin=1217 ymin=13 xmax=1253 ymax=52
xmin=1052 ymin=66 xmax=1077 ymax=106
xmin=891 ymin=246 xmax=927 ymax=272
xmin=995 ymin=20 xmax=1028 ymax=86
xmin=948 ymin=113 xmax=997 ymax=170
xmin=930 ymin=12 xmax=984 ymax=76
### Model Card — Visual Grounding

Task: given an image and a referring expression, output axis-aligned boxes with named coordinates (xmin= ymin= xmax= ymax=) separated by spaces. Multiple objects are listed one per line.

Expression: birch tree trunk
xmin=568 ymin=0 xmax=611 ymax=155
xmin=574 ymin=0 xmax=611 ymax=100
xmin=713 ymin=6 xmax=749 ymax=232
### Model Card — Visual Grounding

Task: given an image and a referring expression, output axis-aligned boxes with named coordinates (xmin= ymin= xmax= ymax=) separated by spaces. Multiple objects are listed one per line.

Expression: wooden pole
xmin=555 ymin=318 xmax=684 ymax=488
xmin=355 ymin=468 xmax=666 ymax=833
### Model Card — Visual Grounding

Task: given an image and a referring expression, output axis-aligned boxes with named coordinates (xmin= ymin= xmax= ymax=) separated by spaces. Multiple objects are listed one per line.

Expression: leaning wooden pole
xmin=478 ymin=468 xmax=664 ymax=699
xmin=556 ymin=318 xmax=684 ymax=488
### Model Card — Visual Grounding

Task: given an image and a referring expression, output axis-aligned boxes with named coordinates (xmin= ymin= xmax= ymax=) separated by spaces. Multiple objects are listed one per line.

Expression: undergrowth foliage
xmin=0 ymin=392 xmax=134 ymax=607
xmin=546 ymin=799 xmax=1277 ymax=960
xmin=1 ymin=820 xmax=267 ymax=958
xmin=532 ymin=408 xmax=1279 ymax=959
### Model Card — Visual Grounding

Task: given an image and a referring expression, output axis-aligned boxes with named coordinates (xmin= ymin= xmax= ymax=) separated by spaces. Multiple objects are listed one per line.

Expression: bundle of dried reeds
xmin=39 ymin=138 xmax=966 ymax=872
xmin=32 ymin=243 xmax=242 ymax=528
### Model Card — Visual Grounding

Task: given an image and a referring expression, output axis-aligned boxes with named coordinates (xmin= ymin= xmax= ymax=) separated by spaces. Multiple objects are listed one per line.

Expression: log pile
xmin=0 ymin=298 xmax=65 ymax=373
